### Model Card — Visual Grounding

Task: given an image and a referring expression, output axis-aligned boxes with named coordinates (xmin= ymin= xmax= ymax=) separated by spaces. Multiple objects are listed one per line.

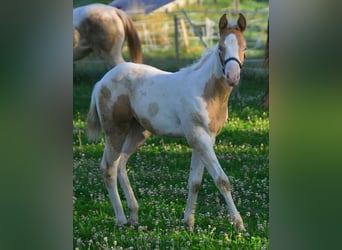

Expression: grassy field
xmin=74 ymin=1 xmax=269 ymax=249
xmin=73 ymin=59 xmax=269 ymax=249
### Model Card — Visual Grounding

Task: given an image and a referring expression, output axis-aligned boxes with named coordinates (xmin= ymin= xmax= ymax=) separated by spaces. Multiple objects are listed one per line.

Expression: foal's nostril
xmin=227 ymin=74 xmax=239 ymax=81
xmin=226 ymin=75 xmax=240 ymax=86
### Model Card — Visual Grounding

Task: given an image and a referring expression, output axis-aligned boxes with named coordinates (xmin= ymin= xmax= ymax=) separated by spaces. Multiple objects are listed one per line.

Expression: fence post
xmin=174 ymin=15 xmax=179 ymax=60
xmin=234 ymin=0 xmax=240 ymax=12
xmin=180 ymin=18 xmax=189 ymax=49
xmin=181 ymin=10 xmax=207 ymax=48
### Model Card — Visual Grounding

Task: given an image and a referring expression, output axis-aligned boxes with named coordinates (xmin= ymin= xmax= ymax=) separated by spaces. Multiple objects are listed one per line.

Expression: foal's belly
xmin=134 ymin=111 xmax=184 ymax=137
xmin=132 ymin=100 xmax=184 ymax=137
xmin=128 ymin=71 xmax=185 ymax=136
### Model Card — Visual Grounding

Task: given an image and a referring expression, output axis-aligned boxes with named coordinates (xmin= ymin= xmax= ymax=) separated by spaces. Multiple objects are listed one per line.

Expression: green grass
xmin=73 ymin=54 xmax=269 ymax=249
xmin=73 ymin=1 xmax=268 ymax=249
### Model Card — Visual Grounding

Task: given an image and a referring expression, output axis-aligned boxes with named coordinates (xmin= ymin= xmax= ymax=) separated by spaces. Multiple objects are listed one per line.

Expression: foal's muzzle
xmin=222 ymin=57 xmax=242 ymax=86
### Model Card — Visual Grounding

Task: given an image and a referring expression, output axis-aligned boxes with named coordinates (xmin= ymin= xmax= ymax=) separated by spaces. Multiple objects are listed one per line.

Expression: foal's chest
xmin=205 ymin=100 xmax=229 ymax=135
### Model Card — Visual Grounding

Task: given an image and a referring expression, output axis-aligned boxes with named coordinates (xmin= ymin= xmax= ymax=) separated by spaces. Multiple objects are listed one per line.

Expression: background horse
xmin=73 ymin=3 xmax=142 ymax=67
xmin=87 ymin=13 xmax=247 ymax=231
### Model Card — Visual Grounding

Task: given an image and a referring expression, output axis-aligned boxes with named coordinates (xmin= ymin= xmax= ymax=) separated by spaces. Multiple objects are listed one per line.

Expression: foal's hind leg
xmin=100 ymin=139 xmax=128 ymax=226
xmin=117 ymin=121 xmax=151 ymax=225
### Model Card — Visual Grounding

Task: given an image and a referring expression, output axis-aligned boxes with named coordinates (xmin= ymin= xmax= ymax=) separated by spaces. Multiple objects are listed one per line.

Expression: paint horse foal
xmin=73 ymin=3 xmax=142 ymax=67
xmin=87 ymin=14 xmax=247 ymax=231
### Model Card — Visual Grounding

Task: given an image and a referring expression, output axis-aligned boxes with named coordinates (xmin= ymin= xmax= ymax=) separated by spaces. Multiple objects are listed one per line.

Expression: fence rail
xmin=132 ymin=9 xmax=268 ymax=56
xmin=74 ymin=9 xmax=269 ymax=70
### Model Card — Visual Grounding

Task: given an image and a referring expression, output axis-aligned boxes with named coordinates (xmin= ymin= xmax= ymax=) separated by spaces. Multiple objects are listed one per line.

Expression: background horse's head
xmin=218 ymin=13 xmax=247 ymax=86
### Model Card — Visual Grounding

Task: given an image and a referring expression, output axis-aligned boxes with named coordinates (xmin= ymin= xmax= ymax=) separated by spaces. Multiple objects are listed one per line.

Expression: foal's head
xmin=218 ymin=13 xmax=247 ymax=86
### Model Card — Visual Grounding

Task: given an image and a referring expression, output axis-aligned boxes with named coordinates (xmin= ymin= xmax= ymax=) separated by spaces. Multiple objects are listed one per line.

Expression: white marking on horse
xmin=224 ymin=34 xmax=241 ymax=83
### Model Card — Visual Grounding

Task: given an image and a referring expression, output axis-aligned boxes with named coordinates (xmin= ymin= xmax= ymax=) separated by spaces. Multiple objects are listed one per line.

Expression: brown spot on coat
xmin=216 ymin=177 xmax=231 ymax=192
xmin=98 ymin=86 xmax=133 ymax=152
xmin=112 ymin=95 xmax=132 ymax=124
xmin=192 ymin=183 xmax=200 ymax=193
xmin=202 ymin=76 xmax=232 ymax=134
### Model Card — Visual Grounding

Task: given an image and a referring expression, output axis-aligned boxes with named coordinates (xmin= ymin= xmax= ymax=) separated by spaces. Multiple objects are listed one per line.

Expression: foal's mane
xmin=180 ymin=44 xmax=218 ymax=76
xmin=179 ymin=44 xmax=220 ymax=75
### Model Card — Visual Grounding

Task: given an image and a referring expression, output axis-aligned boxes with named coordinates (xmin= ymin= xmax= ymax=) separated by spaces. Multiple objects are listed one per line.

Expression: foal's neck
xmin=185 ymin=45 xmax=222 ymax=78
xmin=203 ymin=75 xmax=232 ymax=104
xmin=201 ymin=46 xmax=233 ymax=102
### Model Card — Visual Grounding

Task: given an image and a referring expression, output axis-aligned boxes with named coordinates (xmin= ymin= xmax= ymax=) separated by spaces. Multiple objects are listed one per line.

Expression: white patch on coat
xmin=223 ymin=34 xmax=241 ymax=84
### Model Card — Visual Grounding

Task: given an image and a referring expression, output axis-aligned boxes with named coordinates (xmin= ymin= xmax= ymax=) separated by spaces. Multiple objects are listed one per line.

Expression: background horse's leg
xmin=183 ymin=150 xmax=204 ymax=230
xmin=187 ymin=130 xmax=245 ymax=231
xmin=118 ymin=121 xmax=151 ymax=225
xmin=73 ymin=44 xmax=91 ymax=62
xmin=100 ymin=142 xmax=127 ymax=226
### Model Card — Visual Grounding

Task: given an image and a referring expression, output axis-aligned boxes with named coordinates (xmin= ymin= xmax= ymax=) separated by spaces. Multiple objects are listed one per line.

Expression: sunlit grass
xmin=73 ymin=1 xmax=268 ymax=249
xmin=73 ymin=64 xmax=269 ymax=249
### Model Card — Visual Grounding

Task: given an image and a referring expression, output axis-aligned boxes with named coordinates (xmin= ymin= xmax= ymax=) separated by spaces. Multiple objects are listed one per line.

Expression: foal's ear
xmin=237 ymin=13 xmax=247 ymax=32
xmin=219 ymin=14 xmax=228 ymax=34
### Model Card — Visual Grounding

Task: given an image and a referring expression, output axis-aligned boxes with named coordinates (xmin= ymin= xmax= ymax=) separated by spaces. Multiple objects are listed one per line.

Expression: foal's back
xmin=95 ymin=62 xmax=194 ymax=137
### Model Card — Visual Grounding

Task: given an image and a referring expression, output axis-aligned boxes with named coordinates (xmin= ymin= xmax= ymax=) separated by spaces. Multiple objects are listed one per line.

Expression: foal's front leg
xmin=189 ymin=132 xmax=245 ymax=231
xmin=183 ymin=150 xmax=204 ymax=230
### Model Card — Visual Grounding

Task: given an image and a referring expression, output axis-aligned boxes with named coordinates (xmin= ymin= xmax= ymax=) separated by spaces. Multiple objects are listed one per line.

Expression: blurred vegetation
xmin=73 ymin=0 xmax=269 ymax=75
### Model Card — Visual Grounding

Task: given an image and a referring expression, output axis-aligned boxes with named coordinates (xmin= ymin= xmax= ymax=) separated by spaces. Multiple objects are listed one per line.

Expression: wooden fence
xmin=74 ymin=9 xmax=269 ymax=69
xmin=134 ymin=10 xmax=267 ymax=50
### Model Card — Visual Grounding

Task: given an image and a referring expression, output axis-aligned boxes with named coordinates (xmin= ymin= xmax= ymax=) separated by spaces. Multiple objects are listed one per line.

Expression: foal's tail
xmin=86 ymin=87 xmax=102 ymax=141
xmin=116 ymin=10 xmax=143 ymax=63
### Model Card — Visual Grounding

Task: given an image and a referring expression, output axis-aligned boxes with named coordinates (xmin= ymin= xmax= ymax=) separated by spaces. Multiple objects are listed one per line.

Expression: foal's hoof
xmin=232 ymin=216 xmax=245 ymax=232
xmin=128 ymin=218 xmax=138 ymax=226
xmin=235 ymin=220 xmax=246 ymax=232
xmin=182 ymin=218 xmax=194 ymax=231
xmin=116 ymin=224 xmax=125 ymax=230
xmin=115 ymin=219 xmax=128 ymax=229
